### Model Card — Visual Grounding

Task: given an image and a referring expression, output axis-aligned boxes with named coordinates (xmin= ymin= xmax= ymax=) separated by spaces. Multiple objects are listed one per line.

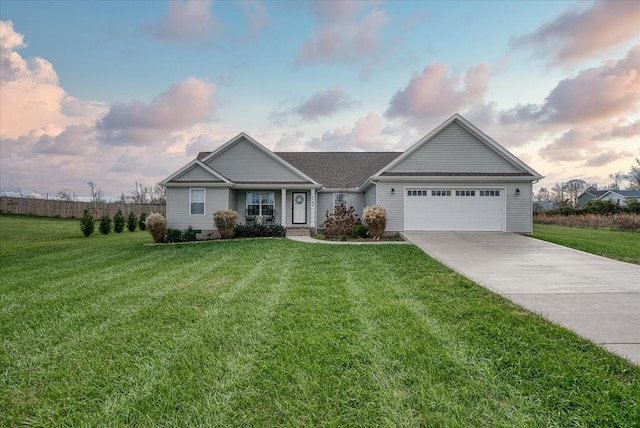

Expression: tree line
xmin=535 ymin=158 xmax=640 ymax=207
xmin=56 ymin=181 xmax=166 ymax=205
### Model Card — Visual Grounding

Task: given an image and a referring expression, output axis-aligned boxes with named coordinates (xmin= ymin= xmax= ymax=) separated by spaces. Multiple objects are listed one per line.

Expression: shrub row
xmin=165 ymin=226 xmax=198 ymax=243
xmin=233 ymin=223 xmax=286 ymax=238
xmin=547 ymin=199 xmax=640 ymax=216
xmin=534 ymin=212 xmax=639 ymax=230
xmin=80 ymin=209 xmax=149 ymax=237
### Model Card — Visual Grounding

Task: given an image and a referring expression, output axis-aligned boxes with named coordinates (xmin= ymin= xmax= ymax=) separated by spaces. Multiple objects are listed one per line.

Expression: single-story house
xmin=577 ymin=190 xmax=608 ymax=208
xmin=597 ymin=190 xmax=640 ymax=206
xmin=160 ymin=113 xmax=543 ymax=235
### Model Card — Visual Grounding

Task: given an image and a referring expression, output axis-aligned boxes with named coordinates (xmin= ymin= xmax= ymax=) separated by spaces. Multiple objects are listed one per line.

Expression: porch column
xmin=281 ymin=188 xmax=287 ymax=226
xmin=310 ymin=188 xmax=316 ymax=228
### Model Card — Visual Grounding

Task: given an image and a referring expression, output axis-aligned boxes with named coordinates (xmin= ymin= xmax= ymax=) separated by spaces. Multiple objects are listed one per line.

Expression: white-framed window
xmin=480 ymin=190 xmax=500 ymax=197
xmin=431 ymin=190 xmax=451 ymax=197
xmin=246 ymin=192 xmax=275 ymax=216
xmin=455 ymin=190 xmax=476 ymax=197
xmin=333 ymin=192 xmax=348 ymax=208
xmin=190 ymin=188 xmax=205 ymax=215
xmin=407 ymin=190 xmax=428 ymax=196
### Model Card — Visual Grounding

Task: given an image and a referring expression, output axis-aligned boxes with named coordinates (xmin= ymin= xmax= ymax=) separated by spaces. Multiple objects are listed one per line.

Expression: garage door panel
xmin=405 ymin=188 xmax=504 ymax=231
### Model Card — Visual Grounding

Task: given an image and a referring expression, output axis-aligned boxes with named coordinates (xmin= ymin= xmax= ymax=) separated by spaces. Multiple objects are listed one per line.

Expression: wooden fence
xmin=0 ymin=197 xmax=165 ymax=219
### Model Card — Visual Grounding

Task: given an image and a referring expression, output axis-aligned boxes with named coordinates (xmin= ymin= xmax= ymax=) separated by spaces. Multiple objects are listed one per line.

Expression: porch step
xmin=286 ymin=227 xmax=313 ymax=237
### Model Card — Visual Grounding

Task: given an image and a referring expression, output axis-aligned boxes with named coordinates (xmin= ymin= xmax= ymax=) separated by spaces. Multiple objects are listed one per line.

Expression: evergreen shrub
xmin=138 ymin=213 xmax=148 ymax=231
xmin=233 ymin=224 xmax=286 ymax=238
xmin=113 ymin=209 xmax=125 ymax=233
xmin=80 ymin=209 xmax=94 ymax=237
xmin=127 ymin=212 xmax=137 ymax=232
xmin=99 ymin=214 xmax=112 ymax=235
xmin=351 ymin=224 xmax=368 ymax=238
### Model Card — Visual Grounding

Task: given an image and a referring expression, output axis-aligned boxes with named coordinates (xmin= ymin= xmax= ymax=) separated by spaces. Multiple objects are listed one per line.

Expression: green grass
xmin=532 ymin=223 xmax=640 ymax=264
xmin=2 ymin=214 xmax=639 ymax=426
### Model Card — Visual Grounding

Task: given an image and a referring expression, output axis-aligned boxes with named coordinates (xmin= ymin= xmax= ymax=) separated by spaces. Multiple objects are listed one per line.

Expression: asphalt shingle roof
xmin=275 ymin=152 xmax=402 ymax=189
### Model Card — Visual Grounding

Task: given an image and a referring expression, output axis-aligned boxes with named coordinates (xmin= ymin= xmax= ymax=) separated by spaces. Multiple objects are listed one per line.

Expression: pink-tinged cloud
xmin=33 ymin=124 xmax=96 ymax=156
xmin=294 ymin=85 xmax=353 ymax=121
xmin=513 ymin=0 xmax=640 ymax=65
xmin=594 ymin=120 xmax=640 ymax=141
xmin=538 ymin=128 xmax=593 ymax=162
xmin=96 ymin=77 xmax=216 ymax=145
xmin=295 ymin=3 xmax=388 ymax=66
xmin=385 ymin=62 xmax=490 ymax=119
xmin=305 ymin=112 xmax=390 ymax=151
xmin=0 ymin=20 xmax=106 ymax=138
xmin=146 ymin=0 xmax=217 ymax=42
xmin=502 ymin=45 xmax=640 ymax=126
xmin=585 ymin=150 xmax=633 ymax=168
xmin=274 ymin=130 xmax=307 ymax=151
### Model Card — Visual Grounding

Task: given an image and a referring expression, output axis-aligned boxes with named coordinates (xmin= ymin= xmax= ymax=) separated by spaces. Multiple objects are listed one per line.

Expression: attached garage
xmin=404 ymin=187 xmax=505 ymax=231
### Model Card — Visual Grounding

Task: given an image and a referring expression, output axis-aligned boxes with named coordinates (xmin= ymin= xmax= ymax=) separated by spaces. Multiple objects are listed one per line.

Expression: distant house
xmin=597 ymin=190 xmax=640 ymax=206
xmin=160 ymin=114 xmax=543 ymax=235
xmin=577 ymin=190 xmax=607 ymax=208
xmin=533 ymin=201 xmax=558 ymax=212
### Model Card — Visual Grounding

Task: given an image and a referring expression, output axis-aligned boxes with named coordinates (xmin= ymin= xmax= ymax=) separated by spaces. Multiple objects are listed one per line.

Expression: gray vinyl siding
xmin=166 ymin=187 xmax=228 ymax=230
xmin=316 ymin=191 xmax=366 ymax=227
xmin=378 ymin=181 xmax=533 ymax=233
xmin=365 ymin=186 xmax=376 ymax=208
xmin=388 ymin=122 xmax=522 ymax=174
xmin=171 ymin=164 xmax=222 ymax=182
xmin=206 ymin=139 xmax=305 ymax=182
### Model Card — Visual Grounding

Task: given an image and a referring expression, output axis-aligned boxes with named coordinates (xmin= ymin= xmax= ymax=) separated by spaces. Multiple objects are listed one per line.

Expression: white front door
xmin=292 ymin=192 xmax=307 ymax=224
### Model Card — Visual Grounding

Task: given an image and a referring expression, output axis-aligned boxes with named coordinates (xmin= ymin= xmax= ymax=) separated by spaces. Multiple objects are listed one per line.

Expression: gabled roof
xmin=200 ymin=132 xmax=321 ymax=186
xmin=599 ymin=190 xmax=640 ymax=198
xmin=276 ymin=152 xmax=401 ymax=189
xmin=160 ymin=159 xmax=232 ymax=185
xmin=581 ymin=190 xmax=608 ymax=198
xmin=373 ymin=113 xmax=543 ymax=179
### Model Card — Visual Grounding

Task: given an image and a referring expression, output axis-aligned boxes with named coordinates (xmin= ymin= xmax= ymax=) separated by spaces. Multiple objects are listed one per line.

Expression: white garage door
xmin=404 ymin=188 xmax=505 ymax=231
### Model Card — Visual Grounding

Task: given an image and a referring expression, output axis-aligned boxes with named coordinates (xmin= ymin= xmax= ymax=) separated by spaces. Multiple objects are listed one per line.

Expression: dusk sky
xmin=1 ymin=0 xmax=639 ymax=198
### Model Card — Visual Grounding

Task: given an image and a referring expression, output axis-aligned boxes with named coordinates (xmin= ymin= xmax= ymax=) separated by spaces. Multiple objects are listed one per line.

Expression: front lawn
xmin=532 ymin=223 xmax=640 ymax=264
xmin=1 ymin=215 xmax=638 ymax=426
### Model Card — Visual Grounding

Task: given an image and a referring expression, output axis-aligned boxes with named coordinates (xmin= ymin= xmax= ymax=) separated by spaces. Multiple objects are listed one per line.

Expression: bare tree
xmin=551 ymin=182 xmax=569 ymax=207
xmin=88 ymin=180 xmax=104 ymax=204
xmin=607 ymin=172 xmax=626 ymax=190
xmin=535 ymin=187 xmax=551 ymax=202
xmin=56 ymin=188 xmax=77 ymax=201
xmin=626 ymin=158 xmax=640 ymax=190
xmin=149 ymin=184 xmax=166 ymax=204
xmin=564 ymin=179 xmax=590 ymax=207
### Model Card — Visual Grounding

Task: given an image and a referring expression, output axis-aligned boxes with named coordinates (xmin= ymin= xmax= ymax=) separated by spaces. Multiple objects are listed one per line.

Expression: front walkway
xmin=401 ymin=231 xmax=640 ymax=364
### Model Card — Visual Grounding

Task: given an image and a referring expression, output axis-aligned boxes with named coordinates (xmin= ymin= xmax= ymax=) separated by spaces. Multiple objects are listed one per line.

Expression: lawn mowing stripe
xmin=97 ymin=244 xmax=294 ymax=425
xmin=336 ymin=246 xmax=538 ymax=427
xmin=221 ymin=243 xmax=381 ymax=426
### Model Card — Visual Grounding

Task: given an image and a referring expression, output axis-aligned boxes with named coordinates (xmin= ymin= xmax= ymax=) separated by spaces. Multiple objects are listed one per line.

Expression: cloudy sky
xmin=1 ymin=0 xmax=639 ymax=198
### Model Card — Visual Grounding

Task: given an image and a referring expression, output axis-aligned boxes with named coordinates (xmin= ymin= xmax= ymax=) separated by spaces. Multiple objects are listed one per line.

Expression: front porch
xmin=230 ymin=187 xmax=319 ymax=229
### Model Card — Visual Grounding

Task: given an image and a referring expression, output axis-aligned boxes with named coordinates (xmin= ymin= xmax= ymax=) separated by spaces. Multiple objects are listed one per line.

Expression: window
xmin=455 ymin=190 xmax=476 ymax=197
xmin=431 ymin=190 xmax=451 ymax=197
xmin=333 ymin=192 xmax=348 ymax=208
xmin=190 ymin=188 xmax=205 ymax=215
xmin=246 ymin=192 xmax=275 ymax=216
xmin=480 ymin=190 xmax=500 ymax=197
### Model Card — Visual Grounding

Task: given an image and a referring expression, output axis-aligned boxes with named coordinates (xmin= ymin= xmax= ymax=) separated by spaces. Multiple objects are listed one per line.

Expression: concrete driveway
xmin=401 ymin=232 xmax=640 ymax=365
